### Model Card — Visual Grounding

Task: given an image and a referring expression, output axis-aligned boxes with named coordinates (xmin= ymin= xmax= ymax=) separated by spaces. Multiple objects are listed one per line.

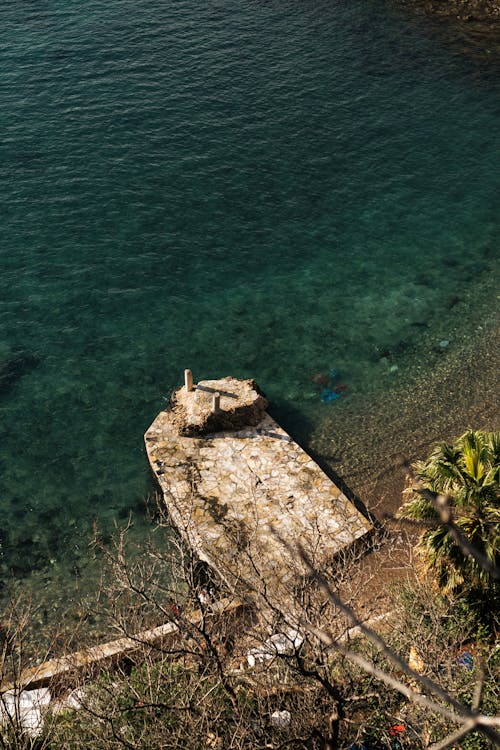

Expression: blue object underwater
xmin=321 ymin=388 xmax=341 ymax=403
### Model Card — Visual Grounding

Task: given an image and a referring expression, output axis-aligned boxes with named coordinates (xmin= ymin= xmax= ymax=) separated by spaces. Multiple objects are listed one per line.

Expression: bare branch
xmin=471 ymin=664 xmax=485 ymax=712
xmin=307 ymin=623 xmax=464 ymax=725
xmin=428 ymin=719 xmax=476 ymax=750
xmin=295 ymin=541 xmax=472 ymax=715
xmin=294 ymin=542 xmax=500 ymax=746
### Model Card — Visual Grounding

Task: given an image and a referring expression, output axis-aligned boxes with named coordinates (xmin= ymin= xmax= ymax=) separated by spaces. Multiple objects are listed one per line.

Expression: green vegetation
xmin=40 ymin=584 xmax=498 ymax=749
xmin=398 ymin=430 xmax=499 ymax=618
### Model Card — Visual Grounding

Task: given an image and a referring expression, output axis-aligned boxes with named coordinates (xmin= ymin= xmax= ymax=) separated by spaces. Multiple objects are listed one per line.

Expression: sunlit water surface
xmin=0 ymin=0 xmax=498 ymax=621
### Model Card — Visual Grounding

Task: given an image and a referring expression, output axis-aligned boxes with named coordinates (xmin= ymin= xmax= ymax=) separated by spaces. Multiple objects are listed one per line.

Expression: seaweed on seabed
xmin=0 ymin=348 xmax=39 ymax=396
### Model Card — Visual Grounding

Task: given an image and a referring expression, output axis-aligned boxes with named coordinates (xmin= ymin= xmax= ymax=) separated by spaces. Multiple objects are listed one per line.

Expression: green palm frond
xmin=459 ymin=430 xmax=487 ymax=482
xmin=483 ymin=464 xmax=500 ymax=488
xmin=486 ymin=430 xmax=500 ymax=466
xmin=399 ymin=429 xmax=500 ymax=597
xmin=416 ymin=444 xmax=463 ymax=490
xmin=398 ymin=495 xmax=440 ymax=522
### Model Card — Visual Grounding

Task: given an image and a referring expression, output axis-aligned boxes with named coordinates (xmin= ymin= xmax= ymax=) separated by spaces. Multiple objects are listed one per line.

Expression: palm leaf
xmin=398 ymin=496 xmax=439 ymax=522
xmin=398 ymin=429 xmax=500 ymax=597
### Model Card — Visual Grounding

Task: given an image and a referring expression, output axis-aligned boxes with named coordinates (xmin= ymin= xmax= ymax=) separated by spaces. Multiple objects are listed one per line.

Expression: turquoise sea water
xmin=0 ymin=0 xmax=498 ymax=597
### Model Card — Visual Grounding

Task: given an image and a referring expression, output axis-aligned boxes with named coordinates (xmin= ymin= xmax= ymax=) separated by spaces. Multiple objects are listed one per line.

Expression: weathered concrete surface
xmin=173 ymin=376 xmax=268 ymax=436
xmin=145 ymin=377 xmax=372 ymax=605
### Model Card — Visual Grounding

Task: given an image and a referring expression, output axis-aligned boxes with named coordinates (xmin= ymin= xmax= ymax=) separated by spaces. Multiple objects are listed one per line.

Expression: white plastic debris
xmin=268 ymin=629 xmax=304 ymax=654
xmin=270 ymin=710 xmax=291 ymax=728
xmin=65 ymin=688 xmax=85 ymax=710
xmin=247 ymin=629 xmax=304 ymax=667
xmin=246 ymin=647 xmax=269 ymax=667
xmin=0 ymin=687 xmax=51 ymax=738
xmin=52 ymin=687 xmax=86 ymax=714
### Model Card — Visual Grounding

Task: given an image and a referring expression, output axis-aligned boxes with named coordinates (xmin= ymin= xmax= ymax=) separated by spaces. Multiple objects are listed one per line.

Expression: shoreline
xmin=309 ymin=308 xmax=499 ymax=614
xmin=398 ymin=0 xmax=500 ymax=23
xmin=8 ymin=265 xmax=499 ymax=651
xmin=310 ymin=266 xmax=499 ymax=511
xmin=12 ymin=300 xmax=500 ymax=650
xmin=388 ymin=0 xmax=500 ymax=59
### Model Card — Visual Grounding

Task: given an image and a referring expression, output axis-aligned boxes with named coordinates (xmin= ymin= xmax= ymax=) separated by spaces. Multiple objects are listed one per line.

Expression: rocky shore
xmin=391 ymin=0 xmax=500 ymax=58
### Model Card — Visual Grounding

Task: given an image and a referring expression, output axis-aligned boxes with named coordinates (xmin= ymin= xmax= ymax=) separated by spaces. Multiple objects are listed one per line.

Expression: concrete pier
xmin=145 ymin=376 xmax=371 ymax=607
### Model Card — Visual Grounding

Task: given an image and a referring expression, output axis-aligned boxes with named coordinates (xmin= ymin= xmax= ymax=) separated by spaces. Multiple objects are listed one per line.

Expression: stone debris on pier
xmin=145 ymin=375 xmax=372 ymax=601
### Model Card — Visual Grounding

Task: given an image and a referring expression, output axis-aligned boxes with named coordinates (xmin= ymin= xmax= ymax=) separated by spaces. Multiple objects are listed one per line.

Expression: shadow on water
xmin=309 ymin=446 xmax=380 ymax=530
xmin=268 ymin=401 xmax=380 ymax=529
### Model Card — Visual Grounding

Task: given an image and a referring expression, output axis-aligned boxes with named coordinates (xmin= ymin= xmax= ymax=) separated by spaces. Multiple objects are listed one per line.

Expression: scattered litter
xmin=388 ymin=723 xmax=405 ymax=737
xmin=310 ymin=372 xmax=330 ymax=386
xmin=197 ymin=589 xmax=210 ymax=606
xmin=408 ymin=645 xmax=425 ymax=674
xmin=269 ymin=630 xmax=304 ymax=652
xmin=168 ymin=598 xmax=182 ymax=617
xmin=52 ymin=687 xmax=87 ymax=716
xmin=439 ymin=339 xmax=450 ymax=349
xmin=206 ymin=730 xmax=222 ymax=748
xmin=66 ymin=688 xmax=85 ymax=710
xmin=247 ymin=629 xmax=304 ymax=667
xmin=0 ymin=688 xmax=51 ymax=737
xmin=63 ymin=689 xmax=84 ymax=711
xmin=457 ymin=651 xmax=474 ymax=670
xmin=270 ymin=710 xmax=291 ymax=728
xmin=321 ymin=388 xmax=341 ymax=403
xmin=389 ymin=364 xmax=399 ymax=373
xmin=246 ymin=649 xmax=266 ymax=667
xmin=310 ymin=368 xmax=347 ymax=403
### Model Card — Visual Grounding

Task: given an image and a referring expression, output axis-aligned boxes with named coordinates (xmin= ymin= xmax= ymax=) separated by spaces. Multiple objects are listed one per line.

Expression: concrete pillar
xmin=212 ymin=392 xmax=220 ymax=412
xmin=184 ymin=369 xmax=193 ymax=392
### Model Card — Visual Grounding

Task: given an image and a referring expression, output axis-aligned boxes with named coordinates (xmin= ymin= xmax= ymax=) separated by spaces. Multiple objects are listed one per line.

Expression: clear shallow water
xmin=0 ymin=0 xmax=498 ymax=596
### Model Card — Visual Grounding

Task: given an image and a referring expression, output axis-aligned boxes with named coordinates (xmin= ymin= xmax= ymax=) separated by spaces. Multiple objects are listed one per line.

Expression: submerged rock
xmin=0 ymin=348 xmax=39 ymax=395
xmin=390 ymin=0 xmax=500 ymax=61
